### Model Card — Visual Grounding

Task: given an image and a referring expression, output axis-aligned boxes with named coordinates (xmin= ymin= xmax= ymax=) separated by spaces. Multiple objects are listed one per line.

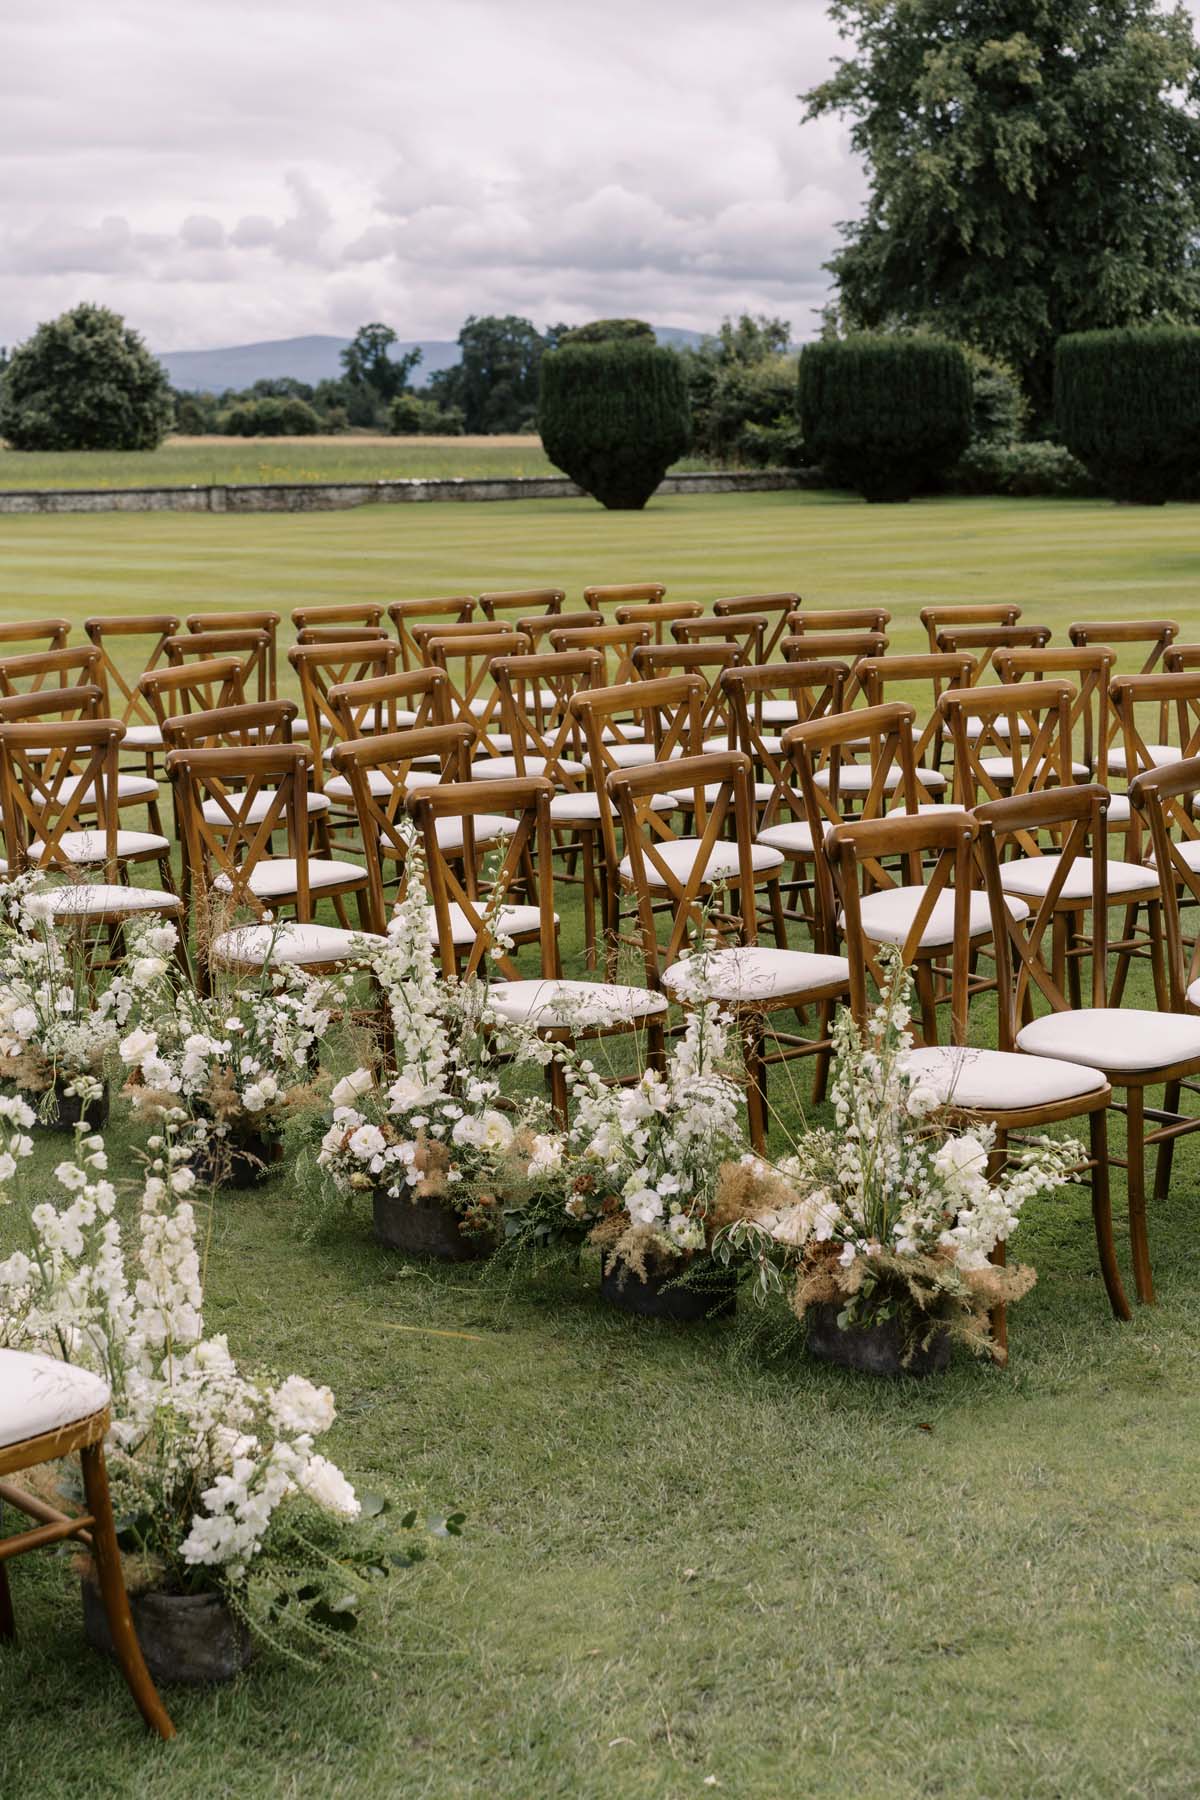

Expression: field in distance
xmin=0 ymin=434 xmax=709 ymax=491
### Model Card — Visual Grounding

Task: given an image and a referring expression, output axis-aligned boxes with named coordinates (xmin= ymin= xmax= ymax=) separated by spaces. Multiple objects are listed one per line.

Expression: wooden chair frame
xmin=478 ymin=588 xmax=564 ymax=622
xmin=387 ymin=597 xmax=475 ymax=669
xmin=713 ymin=593 xmax=799 ymax=662
xmin=920 ymin=603 xmax=1020 ymax=653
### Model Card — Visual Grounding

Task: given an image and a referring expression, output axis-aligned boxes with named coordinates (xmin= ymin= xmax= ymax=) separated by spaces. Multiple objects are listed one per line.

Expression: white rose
xmin=331 ymin=1068 xmax=375 ymax=1108
xmin=119 ymin=1027 xmax=157 ymax=1064
xmin=348 ymin=1124 xmax=387 ymax=1159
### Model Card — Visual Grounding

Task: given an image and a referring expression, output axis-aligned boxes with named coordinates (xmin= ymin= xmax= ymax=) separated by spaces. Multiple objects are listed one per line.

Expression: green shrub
xmin=963 ymin=349 xmax=1028 ymax=445
xmin=687 ymin=355 xmax=800 ymax=465
xmin=277 ymin=396 xmax=320 ymax=436
xmin=559 ymin=319 xmax=655 ymax=346
xmin=949 ymin=440 xmax=1099 ymax=498
xmin=220 ymin=404 xmax=254 ymax=436
xmin=0 ymin=303 xmax=173 ymax=452
xmin=798 ymin=334 xmax=972 ymax=501
xmin=538 ymin=341 xmax=691 ymax=509
xmin=1055 ymin=327 xmax=1200 ymax=503
xmin=390 ymin=394 xmax=465 ymax=436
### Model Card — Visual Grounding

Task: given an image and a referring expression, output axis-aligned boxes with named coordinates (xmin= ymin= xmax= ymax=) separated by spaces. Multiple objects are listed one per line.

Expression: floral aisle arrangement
xmin=316 ymin=857 xmax=566 ymax=1259
xmin=0 ymin=1120 xmax=422 ymax=1676
xmin=118 ymin=934 xmax=342 ymax=1184
xmin=715 ymin=953 xmax=1080 ymax=1372
xmin=0 ymin=874 xmax=166 ymax=1128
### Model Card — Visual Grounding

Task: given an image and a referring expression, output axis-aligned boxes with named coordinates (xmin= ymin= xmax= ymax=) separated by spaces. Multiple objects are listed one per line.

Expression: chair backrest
xmin=291 ymin=603 xmax=384 ymax=634
xmin=0 ymin=684 xmax=104 ymax=726
xmin=168 ymin=743 xmax=312 ymax=926
xmin=582 ymin=583 xmax=666 ymax=610
xmin=166 ymin=629 xmax=272 ymax=704
xmin=287 ymin=640 xmax=399 ymax=784
xmin=516 ymin=609 xmax=603 ymax=648
xmin=139 ymin=656 xmax=246 ymax=729
xmin=185 ymin=610 xmax=281 ymax=697
xmin=0 ymin=646 xmax=102 ymax=698
xmin=550 ymin=621 xmax=651 ymax=689
xmin=492 ymin=649 xmax=602 ymax=786
xmin=1130 ymin=756 xmax=1200 ymax=1009
xmin=1164 ymin=643 xmax=1200 ymax=675
xmin=326 ymin=666 xmax=450 ymax=743
xmin=295 ymin=625 xmax=391 ymax=647
xmin=160 ymin=699 xmax=297 ymax=753
xmin=408 ymin=774 xmax=558 ymax=981
xmin=0 ymin=619 xmax=72 ymax=674
xmin=920 ymin=603 xmax=1021 ymax=652
xmin=0 ymin=719 xmax=124 ymax=877
xmin=1069 ymin=618 xmax=1178 ymax=673
xmin=409 ymin=618 xmax=513 ymax=665
xmin=632 ymin=642 xmax=743 ymax=745
xmin=722 ymin=660 xmax=849 ymax=832
xmin=1110 ymin=671 xmax=1200 ymax=857
xmin=993 ymin=645 xmax=1116 ymax=784
xmin=940 ymin=678 xmax=1076 ymax=817
xmin=827 ymin=811 xmax=979 ymax=1041
xmin=713 ymin=592 xmax=798 ymax=661
xmin=672 ymin=614 xmax=766 ymax=665
xmin=781 ymin=630 xmax=889 ymax=707
xmin=787 ymin=606 xmax=892 ymax=636
xmin=614 ymin=600 xmax=703 ymax=642
xmin=478 ymin=588 xmax=564 ymax=622
xmin=974 ymin=784 xmax=1111 ymax=1043
xmin=83 ymin=616 xmax=181 ymax=728
xmin=609 ymin=750 xmax=762 ymax=980
xmin=934 ymin=623 xmax=1052 ymax=679
xmin=570 ymin=674 xmax=705 ymax=878
xmin=425 ymin=631 xmax=530 ymax=755
xmin=387 ymin=597 xmax=475 ymax=668
xmin=330 ymin=724 xmax=476 ymax=933
xmin=856 ymin=652 xmax=976 ymax=782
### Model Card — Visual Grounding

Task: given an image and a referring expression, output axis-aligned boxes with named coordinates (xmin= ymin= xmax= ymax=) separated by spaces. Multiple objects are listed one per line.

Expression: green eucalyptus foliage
xmin=805 ymin=1 xmax=1200 ymax=421
xmin=0 ymin=302 xmax=174 ymax=451
xmin=538 ymin=340 xmax=691 ymax=510
xmin=1055 ymin=326 xmax=1200 ymax=502
xmin=798 ymin=334 xmax=972 ymax=501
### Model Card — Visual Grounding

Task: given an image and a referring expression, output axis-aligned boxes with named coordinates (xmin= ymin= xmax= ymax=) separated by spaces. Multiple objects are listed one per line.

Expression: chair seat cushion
xmin=998 ymin=853 xmax=1158 ymax=902
xmin=216 ymin=857 xmax=364 ymax=899
xmin=663 ymin=946 xmax=850 ymax=1003
xmin=670 ymin=780 xmax=775 ymax=806
xmin=978 ymin=757 xmax=1090 ymax=781
xmin=434 ymin=815 xmax=518 ymax=851
xmin=965 ymin=715 xmax=1032 ymax=740
xmin=212 ymin=921 xmax=383 ymax=967
xmin=886 ymin=801 xmax=971 ymax=817
xmin=44 ymin=883 xmax=182 ymax=917
xmin=618 ymin=838 xmax=785 ymax=890
xmin=485 ymin=978 xmax=668 ymax=1030
xmin=470 ymin=755 xmax=587 ymax=782
xmin=1105 ymin=794 xmax=1131 ymax=825
xmin=28 ymin=828 xmax=169 ymax=863
xmin=324 ymin=770 xmax=436 ymax=803
xmin=548 ymin=791 xmax=674 ymax=824
xmin=1107 ymin=743 xmax=1182 ymax=777
xmin=755 ymin=820 xmax=815 ymax=857
xmin=412 ymin=903 xmax=549 ymax=947
xmin=760 ymin=700 xmax=801 ymax=726
xmin=852 ymin=885 xmax=1028 ymax=949
xmin=902 ymin=1045 xmax=1107 ymax=1112
xmin=59 ymin=772 xmax=159 ymax=805
xmin=0 ymin=1349 xmax=110 ymax=1449
xmin=1149 ymin=837 xmax=1200 ymax=873
xmin=1017 ymin=1008 xmax=1200 ymax=1074
xmin=201 ymin=787 xmax=332 ymax=826
xmin=121 ymin=723 xmax=164 ymax=749
xmin=814 ymin=764 xmax=945 ymax=794
xmin=605 ymin=743 xmax=684 ymax=769
xmin=601 ymin=724 xmax=645 ymax=744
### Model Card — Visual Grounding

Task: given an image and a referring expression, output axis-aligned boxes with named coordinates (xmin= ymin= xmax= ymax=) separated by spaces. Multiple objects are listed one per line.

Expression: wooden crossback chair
xmin=0 ymin=718 xmax=174 ymax=893
xmin=0 ymin=619 xmax=72 ymax=679
xmin=288 ymin=639 xmax=399 ymax=798
xmin=1109 ymin=670 xmax=1200 ymax=803
xmin=0 ymin=666 xmax=166 ymax=836
xmin=632 ymin=642 xmax=745 ymax=757
xmin=930 ymin=623 xmax=1053 ymax=769
xmin=0 ymin=1349 xmax=174 ymax=1737
xmin=186 ymin=611 xmax=281 ymax=695
xmin=410 ymin=774 xmax=667 ymax=1119
xmin=781 ymin=630 xmax=888 ymax=712
xmin=570 ymin=674 xmax=702 ymax=976
xmin=296 ymin=624 xmax=391 ymax=648
xmin=977 ymin=781 xmax=1200 ymax=1307
xmin=713 ymin=592 xmax=798 ymax=663
xmin=1072 ymin=618 xmax=1180 ymax=769
xmin=516 ymin=608 xmax=603 ymax=649
xmin=478 ymin=587 xmax=564 ymax=622
xmin=291 ymin=603 xmax=384 ymax=636
xmin=169 ymin=742 xmax=371 ymax=977
xmin=325 ymin=665 xmax=450 ymax=762
xmin=83 ymin=614 xmax=180 ymax=769
xmin=425 ymin=630 xmax=530 ymax=761
xmin=610 ymin=749 xmax=849 ymax=1148
xmin=139 ymin=655 xmax=246 ymax=734
xmin=388 ymin=597 xmax=475 ymax=669
xmin=993 ymin=644 xmax=1117 ymax=821
xmin=551 ymin=620 xmax=651 ymax=692
xmin=920 ymin=602 xmax=1021 ymax=653
xmin=787 ymin=606 xmax=891 ymax=637
xmin=167 ymin=628 xmax=272 ymax=706
xmin=831 ymin=806 xmax=1122 ymax=1335
xmin=672 ymin=613 xmax=766 ymax=666
xmin=330 ymin=722 xmax=508 ymax=931
xmin=615 ymin=600 xmax=703 ymax=643
xmin=855 ymin=652 xmax=972 ymax=801
xmin=582 ymin=582 xmax=666 ymax=612
xmin=0 ymin=645 xmax=101 ymax=698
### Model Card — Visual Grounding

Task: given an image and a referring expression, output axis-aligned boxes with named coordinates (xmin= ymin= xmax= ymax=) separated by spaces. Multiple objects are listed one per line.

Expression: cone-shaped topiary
xmin=1055 ymin=327 xmax=1200 ymax=504
xmin=539 ymin=340 xmax=691 ymax=510
xmin=798 ymin=334 xmax=972 ymax=501
xmin=0 ymin=302 xmax=174 ymax=451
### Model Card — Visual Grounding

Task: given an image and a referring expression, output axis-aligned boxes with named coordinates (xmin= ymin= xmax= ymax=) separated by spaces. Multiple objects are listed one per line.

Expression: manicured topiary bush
xmin=1054 ymin=327 xmax=1200 ymax=503
xmin=538 ymin=341 xmax=691 ymax=510
xmin=559 ymin=318 xmax=656 ymax=346
xmin=0 ymin=303 xmax=173 ymax=452
xmin=798 ymin=334 xmax=972 ymax=501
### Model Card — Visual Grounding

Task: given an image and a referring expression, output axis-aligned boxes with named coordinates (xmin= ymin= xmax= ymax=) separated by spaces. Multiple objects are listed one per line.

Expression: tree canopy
xmin=339 ymin=323 xmax=421 ymax=405
xmin=429 ymin=315 xmax=566 ymax=433
xmin=0 ymin=303 xmax=174 ymax=452
xmin=805 ymin=0 xmax=1200 ymax=418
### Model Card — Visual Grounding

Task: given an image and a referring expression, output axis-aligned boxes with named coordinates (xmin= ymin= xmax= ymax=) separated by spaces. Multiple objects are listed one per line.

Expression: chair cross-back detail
xmin=713 ymin=592 xmax=799 ymax=662
xmin=388 ymin=597 xmax=475 ymax=669
xmin=0 ymin=646 xmax=102 ymax=699
xmin=0 ymin=619 xmax=72 ymax=683
xmin=478 ymin=588 xmax=564 ymax=623
xmin=614 ymin=600 xmax=702 ymax=643
xmin=186 ymin=611 xmax=281 ymax=695
xmin=288 ymin=640 xmax=400 ymax=792
xmin=856 ymin=652 xmax=974 ymax=796
xmin=166 ymin=629 xmax=272 ymax=706
xmin=516 ymin=609 xmax=603 ymax=649
xmin=672 ymin=614 xmax=766 ymax=666
xmin=920 ymin=602 xmax=1021 ymax=653
xmin=83 ymin=615 xmax=180 ymax=764
xmin=139 ymin=656 xmax=246 ymax=731
xmin=632 ymin=642 xmax=744 ymax=749
xmin=551 ymin=621 xmax=651 ymax=691
xmin=425 ymin=631 xmax=530 ymax=759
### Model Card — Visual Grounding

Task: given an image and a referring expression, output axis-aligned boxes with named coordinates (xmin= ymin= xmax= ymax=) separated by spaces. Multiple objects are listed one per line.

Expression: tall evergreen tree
xmin=805 ymin=1 xmax=1200 ymax=418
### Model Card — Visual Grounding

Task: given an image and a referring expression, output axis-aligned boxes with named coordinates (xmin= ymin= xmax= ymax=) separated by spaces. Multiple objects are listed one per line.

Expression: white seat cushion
xmin=814 ymin=764 xmax=945 ymax=794
xmin=0 ymin=1349 xmax=110 ymax=1449
xmin=760 ymin=700 xmax=801 ymax=726
xmin=410 ymin=903 xmax=548 ymax=947
xmin=965 ymin=715 xmax=1032 ymax=740
xmin=58 ymin=772 xmax=159 ymax=805
xmin=663 ymin=946 xmax=850 ymax=1004
xmin=618 ymin=838 xmax=785 ymax=890
xmin=435 ymin=815 xmax=518 ymax=851
xmin=470 ymin=755 xmax=586 ymax=782
xmin=1017 ymin=1007 xmax=1200 ymax=1075
xmin=885 ymin=802 xmax=971 ymax=818
xmin=1107 ymin=743 xmax=1182 ymax=777
xmin=1105 ymin=794 xmax=1131 ymax=825
xmin=978 ymin=756 xmax=1090 ymax=782
xmin=998 ymin=854 xmax=1158 ymax=902
xmin=28 ymin=828 xmax=169 ymax=863
xmin=201 ymin=787 xmax=332 ymax=826
xmin=548 ymin=791 xmax=673 ymax=824
xmin=121 ymin=723 xmax=163 ymax=749
xmin=324 ymin=770 xmax=436 ymax=803
xmin=1149 ymin=837 xmax=1200 ymax=873
xmin=215 ymin=857 xmax=364 ymax=899
xmin=852 ymin=885 xmax=1028 ymax=949
xmin=756 ymin=820 xmax=815 ymax=857
xmin=469 ymin=691 xmax=558 ymax=716
xmin=902 ymin=1045 xmax=1107 ymax=1112
xmin=604 ymin=743 xmax=684 ymax=769
xmin=600 ymin=724 xmax=645 ymax=743
xmin=45 ymin=883 xmax=182 ymax=917
xmin=485 ymin=979 xmax=668 ymax=1030
xmin=212 ymin=921 xmax=383 ymax=966
xmin=670 ymin=781 xmax=775 ymax=805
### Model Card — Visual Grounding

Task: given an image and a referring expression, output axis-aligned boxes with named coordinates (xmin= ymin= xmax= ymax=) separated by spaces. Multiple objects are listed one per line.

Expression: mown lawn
xmin=2 ymin=490 xmax=1200 ymax=1798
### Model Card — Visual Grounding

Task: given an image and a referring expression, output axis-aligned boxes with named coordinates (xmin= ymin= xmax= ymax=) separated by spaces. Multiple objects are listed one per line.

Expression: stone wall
xmin=0 ymin=468 xmax=802 ymax=518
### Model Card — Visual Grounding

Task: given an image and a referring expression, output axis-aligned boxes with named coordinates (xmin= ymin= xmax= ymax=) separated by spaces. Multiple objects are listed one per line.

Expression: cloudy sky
xmin=2 ymin=0 xmax=863 ymax=352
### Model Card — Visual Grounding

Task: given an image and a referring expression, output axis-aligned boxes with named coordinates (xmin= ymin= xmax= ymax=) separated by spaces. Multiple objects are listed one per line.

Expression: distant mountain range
xmin=156 ymin=326 xmax=707 ymax=394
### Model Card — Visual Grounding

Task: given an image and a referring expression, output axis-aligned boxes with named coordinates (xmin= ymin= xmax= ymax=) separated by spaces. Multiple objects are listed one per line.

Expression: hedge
xmin=798 ymin=335 xmax=972 ymax=501
xmin=538 ymin=341 xmax=691 ymax=510
xmin=1054 ymin=327 xmax=1200 ymax=503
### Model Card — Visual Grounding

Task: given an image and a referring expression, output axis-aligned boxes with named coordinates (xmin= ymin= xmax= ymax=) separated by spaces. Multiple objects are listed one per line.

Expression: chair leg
xmin=546 ymin=1051 xmax=569 ymax=1127
xmin=986 ymin=1139 xmax=1008 ymax=1361
xmin=742 ymin=1017 xmax=768 ymax=1156
xmin=0 ymin=1561 xmax=14 ymax=1642
xmin=79 ymin=1443 xmax=174 ymax=1739
xmin=1125 ymin=1086 xmax=1155 ymax=1305
xmin=1154 ymin=1079 xmax=1182 ymax=1201
xmin=767 ymin=878 xmax=788 ymax=949
xmin=811 ymin=999 xmax=833 ymax=1106
xmin=913 ymin=960 xmax=938 ymax=1046
xmin=1089 ymin=1109 xmax=1131 ymax=1321
xmin=1109 ymin=905 xmax=1136 ymax=1006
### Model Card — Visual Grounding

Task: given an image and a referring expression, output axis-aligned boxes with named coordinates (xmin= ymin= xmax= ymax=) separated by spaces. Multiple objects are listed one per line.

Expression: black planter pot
xmin=373 ymin=1187 xmax=489 ymax=1261
xmin=600 ymin=1254 xmax=736 ymax=1322
xmin=24 ymin=1078 xmax=110 ymax=1133
xmin=806 ymin=1302 xmax=951 ymax=1378
xmin=82 ymin=1578 xmax=252 ymax=1685
xmin=192 ymin=1125 xmax=281 ymax=1189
